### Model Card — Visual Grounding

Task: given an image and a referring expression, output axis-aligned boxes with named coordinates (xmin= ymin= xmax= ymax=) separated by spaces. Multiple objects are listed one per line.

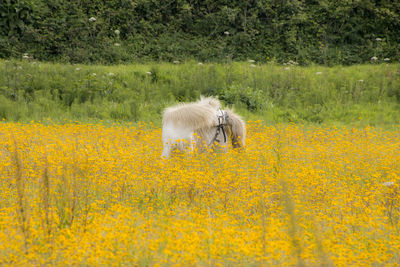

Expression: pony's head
xmin=225 ymin=109 xmax=246 ymax=148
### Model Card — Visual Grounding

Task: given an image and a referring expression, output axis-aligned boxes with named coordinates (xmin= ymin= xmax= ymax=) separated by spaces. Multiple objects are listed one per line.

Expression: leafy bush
xmin=220 ymin=84 xmax=267 ymax=111
xmin=1 ymin=1 xmax=399 ymax=64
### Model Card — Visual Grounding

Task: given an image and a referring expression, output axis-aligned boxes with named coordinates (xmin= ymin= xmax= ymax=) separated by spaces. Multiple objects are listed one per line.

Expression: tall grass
xmin=0 ymin=59 xmax=399 ymax=126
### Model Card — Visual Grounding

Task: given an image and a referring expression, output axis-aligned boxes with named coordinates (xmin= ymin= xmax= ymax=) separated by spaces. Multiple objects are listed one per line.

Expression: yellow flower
xmin=0 ymin=122 xmax=399 ymax=265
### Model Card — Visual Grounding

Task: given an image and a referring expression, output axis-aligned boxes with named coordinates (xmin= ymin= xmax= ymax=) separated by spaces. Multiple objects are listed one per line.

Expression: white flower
xmin=145 ymin=72 xmax=152 ymax=75
xmin=384 ymin=58 xmax=390 ymax=62
xmin=316 ymin=72 xmax=322 ymax=75
xmin=173 ymin=60 xmax=180 ymax=64
xmin=108 ymin=73 xmax=115 ymax=76
xmin=375 ymin=38 xmax=382 ymax=41
xmin=23 ymin=55 xmax=29 ymax=59
xmin=371 ymin=56 xmax=378 ymax=61
xmin=285 ymin=67 xmax=290 ymax=71
xmin=114 ymin=43 xmax=121 ymax=47
xmin=75 ymin=67 xmax=81 ymax=71
xmin=89 ymin=17 xmax=96 ymax=22
xmin=358 ymin=79 xmax=364 ymax=82
xmin=382 ymin=181 xmax=395 ymax=187
xmin=92 ymin=73 xmax=97 ymax=76
xmin=224 ymin=31 xmax=230 ymax=35
xmin=249 ymin=64 xmax=256 ymax=68
xmin=248 ymin=59 xmax=255 ymax=63
xmin=197 ymin=62 xmax=203 ymax=66
xmin=114 ymin=29 xmax=120 ymax=35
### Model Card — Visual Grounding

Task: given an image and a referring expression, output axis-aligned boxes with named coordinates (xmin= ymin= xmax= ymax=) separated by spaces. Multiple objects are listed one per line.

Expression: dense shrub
xmin=1 ymin=0 xmax=399 ymax=65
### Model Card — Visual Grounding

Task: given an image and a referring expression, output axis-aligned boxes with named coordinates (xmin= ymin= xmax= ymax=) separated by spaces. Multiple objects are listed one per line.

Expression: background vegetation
xmin=1 ymin=59 xmax=399 ymax=127
xmin=1 ymin=0 xmax=399 ymax=65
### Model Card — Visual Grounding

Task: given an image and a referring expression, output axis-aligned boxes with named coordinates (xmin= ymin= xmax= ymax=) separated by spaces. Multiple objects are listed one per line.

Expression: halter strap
xmin=209 ymin=109 xmax=228 ymax=146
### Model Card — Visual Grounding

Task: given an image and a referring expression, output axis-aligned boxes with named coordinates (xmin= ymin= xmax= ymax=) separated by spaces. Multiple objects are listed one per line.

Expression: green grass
xmin=0 ymin=59 xmax=399 ymax=127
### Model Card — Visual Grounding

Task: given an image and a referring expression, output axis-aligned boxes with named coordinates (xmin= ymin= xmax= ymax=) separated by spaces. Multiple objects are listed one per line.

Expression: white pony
xmin=161 ymin=96 xmax=246 ymax=158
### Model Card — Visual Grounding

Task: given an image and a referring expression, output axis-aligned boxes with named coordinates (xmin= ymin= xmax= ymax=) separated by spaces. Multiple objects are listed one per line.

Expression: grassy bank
xmin=0 ymin=59 xmax=399 ymax=127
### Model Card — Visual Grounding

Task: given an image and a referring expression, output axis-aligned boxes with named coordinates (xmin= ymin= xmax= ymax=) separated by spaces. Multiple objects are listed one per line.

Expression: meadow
xmin=0 ymin=61 xmax=400 ymax=265
xmin=1 ymin=121 xmax=400 ymax=266
xmin=0 ymin=60 xmax=400 ymax=127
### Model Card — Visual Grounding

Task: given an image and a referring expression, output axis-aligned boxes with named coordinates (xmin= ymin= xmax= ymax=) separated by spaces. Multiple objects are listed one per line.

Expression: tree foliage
xmin=1 ymin=0 xmax=399 ymax=64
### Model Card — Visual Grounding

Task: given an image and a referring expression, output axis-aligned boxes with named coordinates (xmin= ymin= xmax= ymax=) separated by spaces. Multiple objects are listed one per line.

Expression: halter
xmin=209 ymin=109 xmax=228 ymax=145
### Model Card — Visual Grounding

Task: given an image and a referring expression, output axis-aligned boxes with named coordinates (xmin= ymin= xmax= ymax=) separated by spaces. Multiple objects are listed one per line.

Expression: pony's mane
xmin=225 ymin=108 xmax=246 ymax=148
xmin=198 ymin=96 xmax=221 ymax=109
xmin=163 ymin=97 xmax=221 ymax=130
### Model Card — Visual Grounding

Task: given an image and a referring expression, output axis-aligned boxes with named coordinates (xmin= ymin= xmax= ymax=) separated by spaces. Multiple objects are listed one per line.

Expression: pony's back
xmin=161 ymin=97 xmax=246 ymax=158
xmin=162 ymin=97 xmax=221 ymax=130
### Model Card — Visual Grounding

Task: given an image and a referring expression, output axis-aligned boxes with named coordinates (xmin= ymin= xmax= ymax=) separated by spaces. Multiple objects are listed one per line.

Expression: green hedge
xmin=1 ymin=0 xmax=400 ymax=65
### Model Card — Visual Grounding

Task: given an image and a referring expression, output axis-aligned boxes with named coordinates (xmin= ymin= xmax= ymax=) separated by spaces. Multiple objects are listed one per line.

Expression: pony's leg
xmin=162 ymin=140 xmax=184 ymax=159
xmin=188 ymin=135 xmax=195 ymax=154
xmin=162 ymin=123 xmax=176 ymax=159
xmin=176 ymin=136 xmax=194 ymax=154
xmin=161 ymin=123 xmax=194 ymax=158
xmin=161 ymin=141 xmax=172 ymax=159
xmin=220 ymin=141 xmax=229 ymax=152
xmin=211 ymin=141 xmax=228 ymax=154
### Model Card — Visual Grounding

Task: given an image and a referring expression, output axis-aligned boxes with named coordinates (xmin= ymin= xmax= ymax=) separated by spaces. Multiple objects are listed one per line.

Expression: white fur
xmin=161 ymin=123 xmax=195 ymax=158
xmin=161 ymin=97 xmax=246 ymax=158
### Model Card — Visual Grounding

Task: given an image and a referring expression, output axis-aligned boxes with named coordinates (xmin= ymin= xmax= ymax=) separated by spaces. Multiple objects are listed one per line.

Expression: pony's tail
xmin=226 ymin=109 xmax=246 ymax=148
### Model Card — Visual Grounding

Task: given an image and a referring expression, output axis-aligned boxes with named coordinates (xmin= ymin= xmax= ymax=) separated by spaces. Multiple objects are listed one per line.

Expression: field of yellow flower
xmin=1 ymin=121 xmax=399 ymax=266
